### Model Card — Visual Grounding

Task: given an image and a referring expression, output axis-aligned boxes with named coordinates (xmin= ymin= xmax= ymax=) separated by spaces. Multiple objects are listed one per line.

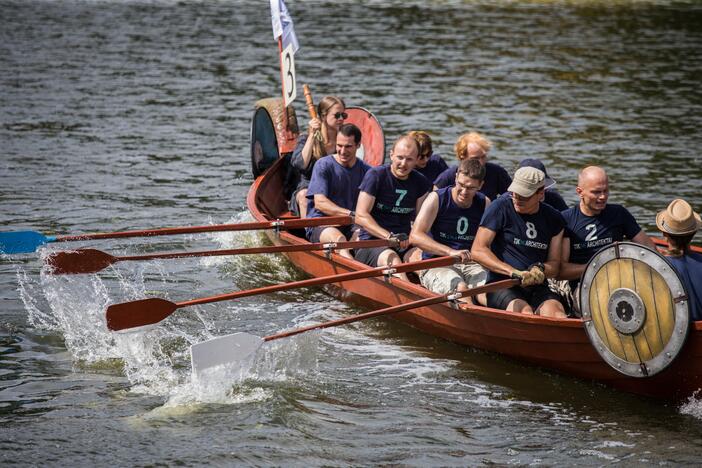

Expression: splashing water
xmin=15 ymin=212 xmax=323 ymax=406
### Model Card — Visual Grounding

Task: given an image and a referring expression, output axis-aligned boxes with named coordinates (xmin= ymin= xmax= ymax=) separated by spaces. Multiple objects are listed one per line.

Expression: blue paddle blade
xmin=0 ymin=231 xmax=55 ymax=254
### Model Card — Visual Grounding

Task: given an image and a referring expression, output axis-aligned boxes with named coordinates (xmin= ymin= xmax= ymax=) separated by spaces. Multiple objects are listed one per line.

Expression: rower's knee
xmin=536 ymin=299 xmax=566 ymax=318
xmin=507 ymin=299 xmax=532 ymax=314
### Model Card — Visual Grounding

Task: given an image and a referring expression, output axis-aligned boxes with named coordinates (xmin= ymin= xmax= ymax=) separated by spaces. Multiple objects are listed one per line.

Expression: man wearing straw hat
xmin=656 ymin=198 xmax=702 ymax=321
xmin=471 ymin=166 xmax=566 ymax=318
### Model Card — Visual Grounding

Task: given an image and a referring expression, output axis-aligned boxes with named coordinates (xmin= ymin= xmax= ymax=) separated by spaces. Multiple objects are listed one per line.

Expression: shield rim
xmin=579 ymin=241 xmax=690 ymax=377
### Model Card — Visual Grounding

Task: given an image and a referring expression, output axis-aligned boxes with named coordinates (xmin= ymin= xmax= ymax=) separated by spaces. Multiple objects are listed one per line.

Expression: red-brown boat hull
xmin=247 ymin=157 xmax=702 ymax=401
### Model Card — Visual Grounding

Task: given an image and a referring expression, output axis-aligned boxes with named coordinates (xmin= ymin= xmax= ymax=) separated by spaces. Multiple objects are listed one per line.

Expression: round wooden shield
xmin=250 ymin=106 xmax=279 ymax=178
xmin=579 ymin=242 xmax=690 ymax=377
xmin=345 ymin=107 xmax=385 ymax=167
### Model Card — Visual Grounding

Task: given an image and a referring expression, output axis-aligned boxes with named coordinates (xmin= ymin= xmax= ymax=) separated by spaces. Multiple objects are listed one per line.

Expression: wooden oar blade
xmin=190 ymin=332 xmax=264 ymax=380
xmin=45 ymin=249 xmax=117 ymax=274
xmin=106 ymin=298 xmax=178 ymax=331
xmin=0 ymin=231 xmax=51 ymax=254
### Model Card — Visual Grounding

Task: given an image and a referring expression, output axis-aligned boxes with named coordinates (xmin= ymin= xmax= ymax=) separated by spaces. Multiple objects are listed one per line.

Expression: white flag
xmin=270 ymin=0 xmax=299 ymax=54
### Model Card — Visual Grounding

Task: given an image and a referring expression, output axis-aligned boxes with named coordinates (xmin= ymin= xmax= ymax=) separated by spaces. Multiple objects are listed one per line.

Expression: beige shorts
xmin=420 ymin=261 xmax=488 ymax=295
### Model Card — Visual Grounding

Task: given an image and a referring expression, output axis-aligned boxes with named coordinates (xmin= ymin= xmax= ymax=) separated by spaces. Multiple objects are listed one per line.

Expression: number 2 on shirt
xmin=395 ymin=189 xmax=407 ymax=206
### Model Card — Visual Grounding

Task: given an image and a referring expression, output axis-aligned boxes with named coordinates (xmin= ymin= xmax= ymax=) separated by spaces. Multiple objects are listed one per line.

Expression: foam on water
xmin=678 ymin=390 xmax=702 ymax=418
xmin=15 ymin=212 xmax=325 ymax=406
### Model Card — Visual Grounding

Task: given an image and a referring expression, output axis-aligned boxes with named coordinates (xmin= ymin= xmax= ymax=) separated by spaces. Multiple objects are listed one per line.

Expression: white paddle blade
xmin=190 ymin=332 xmax=264 ymax=380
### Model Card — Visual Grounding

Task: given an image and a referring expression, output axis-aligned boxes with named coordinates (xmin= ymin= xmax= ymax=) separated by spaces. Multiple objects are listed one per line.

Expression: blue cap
xmin=518 ymin=158 xmax=556 ymax=188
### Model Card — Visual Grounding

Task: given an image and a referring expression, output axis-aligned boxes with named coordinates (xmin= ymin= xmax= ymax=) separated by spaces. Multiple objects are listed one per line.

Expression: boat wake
xmin=14 ymin=212 xmax=325 ymax=407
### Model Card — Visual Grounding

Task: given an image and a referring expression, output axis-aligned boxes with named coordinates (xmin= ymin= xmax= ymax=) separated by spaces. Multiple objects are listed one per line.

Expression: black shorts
xmin=487 ymin=284 xmax=561 ymax=311
xmin=305 ymin=225 xmax=356 ymax=243
xmin=355 ymin=245 xmax=409 ymax=267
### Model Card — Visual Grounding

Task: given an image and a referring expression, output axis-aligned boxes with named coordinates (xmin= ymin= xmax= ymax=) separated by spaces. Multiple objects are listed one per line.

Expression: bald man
xmin=559 ymin=166 xmax=656 ymax=288
xmin=354 ymin=135 xmax=432 ymax=279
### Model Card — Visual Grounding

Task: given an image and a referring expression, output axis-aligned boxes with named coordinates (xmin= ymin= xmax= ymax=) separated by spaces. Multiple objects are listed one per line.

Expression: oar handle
xmin=52 ymin=215 xmax=352 ymax=242
xmin=303 ymin=84 xmax=318 ymax=119
xmin=263 ymin=278 xmax=519 ymax=342
xmin=178 ymin=255 xmax=458 ymax=308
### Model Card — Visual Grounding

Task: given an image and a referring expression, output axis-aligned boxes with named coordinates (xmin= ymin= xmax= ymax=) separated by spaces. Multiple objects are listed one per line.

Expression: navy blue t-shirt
xmin=422 ymin=188 xmax=487 ymax=259
xmin=480 ymin=193 xmax=565 ymax=282
xmin=666 ymin=252 xmax=702 ymax=322
xmin=290 ymin=134 xmax=330 ymax=187
xmin=305 ymin=156 xmax=371 ymax=219
xmin=434 ymin=161 xmax=512 ymax=201
xmin=358 ymin=165 xmax=432 ymax=240
xmin=562 ymin=204 xmax=642 ymax=265
xmin=545 ymin=189 xmax=568 ymax=211
xmin=415 ymin=152 xmax=449 ymax=185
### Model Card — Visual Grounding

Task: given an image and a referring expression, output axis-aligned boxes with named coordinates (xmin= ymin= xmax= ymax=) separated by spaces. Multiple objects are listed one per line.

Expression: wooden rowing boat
xmin=246 ymin=101 xmax=702 ymax=401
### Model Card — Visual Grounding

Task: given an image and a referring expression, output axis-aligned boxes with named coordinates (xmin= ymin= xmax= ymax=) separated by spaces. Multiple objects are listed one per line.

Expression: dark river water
xmin=2 ymin=0 xmax=702 ymax=465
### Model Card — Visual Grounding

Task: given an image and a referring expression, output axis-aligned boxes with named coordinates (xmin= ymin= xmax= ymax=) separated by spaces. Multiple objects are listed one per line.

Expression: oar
xmin=106 ymin=256 xmax=458 ymax=332
xmin=190 ymin=278 xmax=519 ymax=378
xmin=0 ymin=215 xmax=351 ymax=254
xmin=46 ymin=239 xmax=393 ymax=275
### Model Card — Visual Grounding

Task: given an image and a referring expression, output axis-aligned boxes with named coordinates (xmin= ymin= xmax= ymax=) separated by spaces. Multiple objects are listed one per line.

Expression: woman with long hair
xmin=289 ymin=95 xmax=347 ymax=217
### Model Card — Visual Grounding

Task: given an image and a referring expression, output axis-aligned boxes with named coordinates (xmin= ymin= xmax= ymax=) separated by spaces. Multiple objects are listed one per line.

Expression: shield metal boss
xmin=579 ymin=242 xmax=690 ymax=377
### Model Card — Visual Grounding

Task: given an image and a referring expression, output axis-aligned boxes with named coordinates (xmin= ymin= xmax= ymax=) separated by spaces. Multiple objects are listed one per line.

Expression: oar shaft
xmin=113 ymin=238 xmax=391 ymax=263
xmin=263 ymin=278 xmax=519 ymax=342
xmin=178 ymin=255 xmax=457 ymax=308
xmin=52 ymin=216 xmax=352 ymax=242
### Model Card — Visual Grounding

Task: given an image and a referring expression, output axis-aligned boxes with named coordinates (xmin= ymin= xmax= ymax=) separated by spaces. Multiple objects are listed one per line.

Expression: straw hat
xmin=656 ymin=199 xmax=702 ymax=236
xmin=508 ymin=167 xmax=545 ymax=197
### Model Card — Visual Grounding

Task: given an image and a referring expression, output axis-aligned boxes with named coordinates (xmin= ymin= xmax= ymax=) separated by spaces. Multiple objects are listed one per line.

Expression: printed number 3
xmin=284 ymin=52 xmax=294 ymax=98
xmin=395 ymin=189 xmax=407 ymax=206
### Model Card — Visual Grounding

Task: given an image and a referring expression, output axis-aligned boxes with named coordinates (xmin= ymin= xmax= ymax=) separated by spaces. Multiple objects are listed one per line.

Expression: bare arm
xmin=355 ymin=191 xmax=391 ymax=240
xmin=632 ymin=229 xmax=657 ymax=251
xmin=295 ymin=118 xmax=322 ymax=170
xmin=558 ymin=237 xmax=586 ymax=280
xmin=410 ymin=193 xmax=468 ymax=260
xmin=544 ymin=230 xmax=563 ymax=279
xmin=415 ymin=192 xmax=429 ymax=214
xmin=471 ymin=227 xmax=516 ymax=277
xmin=313 ymin=194 xmax=352 ymax=218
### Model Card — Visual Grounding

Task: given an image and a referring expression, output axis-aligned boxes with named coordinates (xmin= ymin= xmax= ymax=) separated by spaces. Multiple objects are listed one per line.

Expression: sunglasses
xmin=333 ymin=112 xmax=348 ymax=120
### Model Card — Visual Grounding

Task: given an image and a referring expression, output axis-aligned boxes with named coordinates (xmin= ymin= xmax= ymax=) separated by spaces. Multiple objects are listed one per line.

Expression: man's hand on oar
xmin=105 ymin=256 xmax=459 ymax=332
xmin=0 ymin=215 xmax=352 ymax=254
xmin=46 ymin=239 xmax=392 ymax=275
xmin=189 ymin=278 xmax=519 ymax=378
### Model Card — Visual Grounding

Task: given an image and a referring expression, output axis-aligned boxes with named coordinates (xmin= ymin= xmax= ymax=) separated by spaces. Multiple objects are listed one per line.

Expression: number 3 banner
xmin=271 ymin=0 xmax=299 ymax=107
xmin=281 ymin=42 xmax=297 ymax=107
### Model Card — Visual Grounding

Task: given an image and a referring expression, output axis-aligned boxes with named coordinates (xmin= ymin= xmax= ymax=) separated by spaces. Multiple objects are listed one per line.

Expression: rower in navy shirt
xmin=656 ymin=199 xmax=702 ymax=322
xmin=433 ymin=132 xmax=511 ymax=201
xmin=409 ymin=131 xmax=449 ymax=183
xmin=305 ymin=124 xmax=370 ymax=259
xmin=355 ymin=134 xmax=432 ymax=280
xmin=472 ymin=167 xmax=567 ymax=318
xmin=559 ymin=166 xmax=655 ymax=287
xmin=517 ymin=158 xmax=568 ymax=211
xmin=410 ymin=159 xmax=490 ymax=304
